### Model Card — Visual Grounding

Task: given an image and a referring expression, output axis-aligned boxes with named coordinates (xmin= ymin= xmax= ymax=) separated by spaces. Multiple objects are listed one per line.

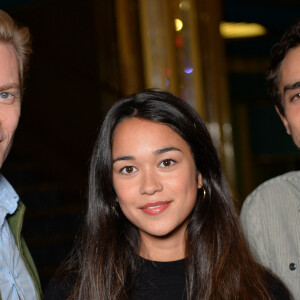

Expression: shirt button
xmin=289 ymin=263 xmax=296 ymax=271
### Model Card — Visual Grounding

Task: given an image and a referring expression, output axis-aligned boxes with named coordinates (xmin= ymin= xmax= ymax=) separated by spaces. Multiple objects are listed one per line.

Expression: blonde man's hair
xmin=0 ymin=9 xmax=32 ymax=91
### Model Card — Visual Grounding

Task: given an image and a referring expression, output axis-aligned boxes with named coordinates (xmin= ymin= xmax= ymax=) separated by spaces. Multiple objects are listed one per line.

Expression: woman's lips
xmin=140 ymin=201 xmax=171 ymax=215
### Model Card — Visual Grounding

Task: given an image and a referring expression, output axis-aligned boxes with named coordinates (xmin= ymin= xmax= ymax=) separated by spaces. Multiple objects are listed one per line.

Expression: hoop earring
xmin=200 ymin=186 xmax=206 ymax=200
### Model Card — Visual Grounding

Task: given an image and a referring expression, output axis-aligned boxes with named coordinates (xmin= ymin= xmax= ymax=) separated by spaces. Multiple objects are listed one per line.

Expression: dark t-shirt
xmin=44 ymin=258 xmax=291 ymax=299
xmin=130 ymin=258 xmax=186 ymax=300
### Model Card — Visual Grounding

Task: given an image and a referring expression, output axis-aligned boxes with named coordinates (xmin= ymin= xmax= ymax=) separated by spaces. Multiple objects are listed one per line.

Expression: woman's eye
xmin=160 ymin=159 xmax=175 ymax=168
xmin=120 ymin=166 xmax=137 ymax=174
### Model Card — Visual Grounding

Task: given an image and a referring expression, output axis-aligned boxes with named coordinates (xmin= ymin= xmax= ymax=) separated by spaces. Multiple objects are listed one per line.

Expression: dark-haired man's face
xmin=277 ymin=45 xmax=300 ymax=148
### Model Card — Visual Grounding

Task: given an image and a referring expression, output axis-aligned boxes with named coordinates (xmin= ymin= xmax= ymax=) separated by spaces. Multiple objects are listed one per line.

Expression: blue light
xmin=184 ymin=67 xmax=193 ymax=74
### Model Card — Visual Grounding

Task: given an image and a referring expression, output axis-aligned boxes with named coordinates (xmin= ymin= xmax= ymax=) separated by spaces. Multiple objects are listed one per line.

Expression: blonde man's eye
xmin=0 ymin=92 xmax=11 ymax=98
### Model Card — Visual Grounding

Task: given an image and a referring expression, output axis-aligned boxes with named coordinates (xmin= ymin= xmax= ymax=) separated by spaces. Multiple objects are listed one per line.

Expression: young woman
xmin=44 ymin=89 xmax=290 ymax=299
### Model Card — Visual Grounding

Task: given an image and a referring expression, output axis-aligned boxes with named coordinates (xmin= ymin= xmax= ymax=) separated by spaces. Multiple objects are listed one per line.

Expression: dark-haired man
xmin=0 ymin=10 xmax=42 ymax=300
xmin=241 ymin=21 xmax=300 ymax=299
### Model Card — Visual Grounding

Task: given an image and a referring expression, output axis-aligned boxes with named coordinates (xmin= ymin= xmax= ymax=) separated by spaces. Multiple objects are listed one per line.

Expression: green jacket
xmin=2 ymin=201 xmax=43 ymax=300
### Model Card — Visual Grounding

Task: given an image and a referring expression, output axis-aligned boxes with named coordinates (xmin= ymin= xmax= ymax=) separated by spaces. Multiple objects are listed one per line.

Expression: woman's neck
xmin=139 ymin=225 xmax=187 ymax=262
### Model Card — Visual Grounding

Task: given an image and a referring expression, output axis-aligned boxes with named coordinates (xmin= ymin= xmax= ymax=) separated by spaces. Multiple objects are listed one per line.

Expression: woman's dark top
xmin=43 ymin=258 xmax=291 ymax=299
xmin=130 ymin=258 xmax=186 ymax=300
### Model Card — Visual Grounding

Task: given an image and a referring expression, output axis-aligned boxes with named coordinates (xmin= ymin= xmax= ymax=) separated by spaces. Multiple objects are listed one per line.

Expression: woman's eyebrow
xmin=154 ymin=147 xmax=181 ymax=155
xmin=113 ymin=147 xmax=181 ymax=163
xmin=113 ymin=155 xmax=135 ymax=163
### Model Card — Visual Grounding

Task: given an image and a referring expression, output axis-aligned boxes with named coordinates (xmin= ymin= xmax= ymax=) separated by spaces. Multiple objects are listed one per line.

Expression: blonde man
xmin=0 ymin=10 xmax=42 ymax=300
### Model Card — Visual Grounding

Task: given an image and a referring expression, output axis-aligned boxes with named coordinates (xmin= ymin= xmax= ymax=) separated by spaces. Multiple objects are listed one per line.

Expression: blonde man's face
xmin=0 ymin=42 xmax=21 ymax=167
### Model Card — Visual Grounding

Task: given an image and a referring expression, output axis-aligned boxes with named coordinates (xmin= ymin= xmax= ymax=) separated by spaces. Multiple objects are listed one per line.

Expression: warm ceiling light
xmin=179 ymin=1 xmax=190 ymax=11
xmin=175 ymin=18 xmax=183 ymax=31
xmin=220 ymin=21 xmax=267 ymax=39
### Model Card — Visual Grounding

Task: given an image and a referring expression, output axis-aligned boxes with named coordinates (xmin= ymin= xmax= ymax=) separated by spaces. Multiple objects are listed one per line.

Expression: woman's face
xmin=112 ymin=117 xmax=202 ymax=248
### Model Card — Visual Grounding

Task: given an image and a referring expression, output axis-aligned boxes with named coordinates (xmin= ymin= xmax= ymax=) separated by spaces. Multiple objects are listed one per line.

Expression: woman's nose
xmin=139 ymin=170 xmax=163 ymax=195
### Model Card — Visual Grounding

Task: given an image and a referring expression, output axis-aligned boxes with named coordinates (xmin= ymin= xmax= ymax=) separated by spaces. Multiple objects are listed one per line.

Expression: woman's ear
xmin=197 ymin=172 xmax=203 ymax=189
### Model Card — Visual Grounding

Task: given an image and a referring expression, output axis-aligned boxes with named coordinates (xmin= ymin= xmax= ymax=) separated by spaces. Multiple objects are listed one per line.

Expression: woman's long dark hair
xmin=69 ymin=89 xmax=275 ymax=299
